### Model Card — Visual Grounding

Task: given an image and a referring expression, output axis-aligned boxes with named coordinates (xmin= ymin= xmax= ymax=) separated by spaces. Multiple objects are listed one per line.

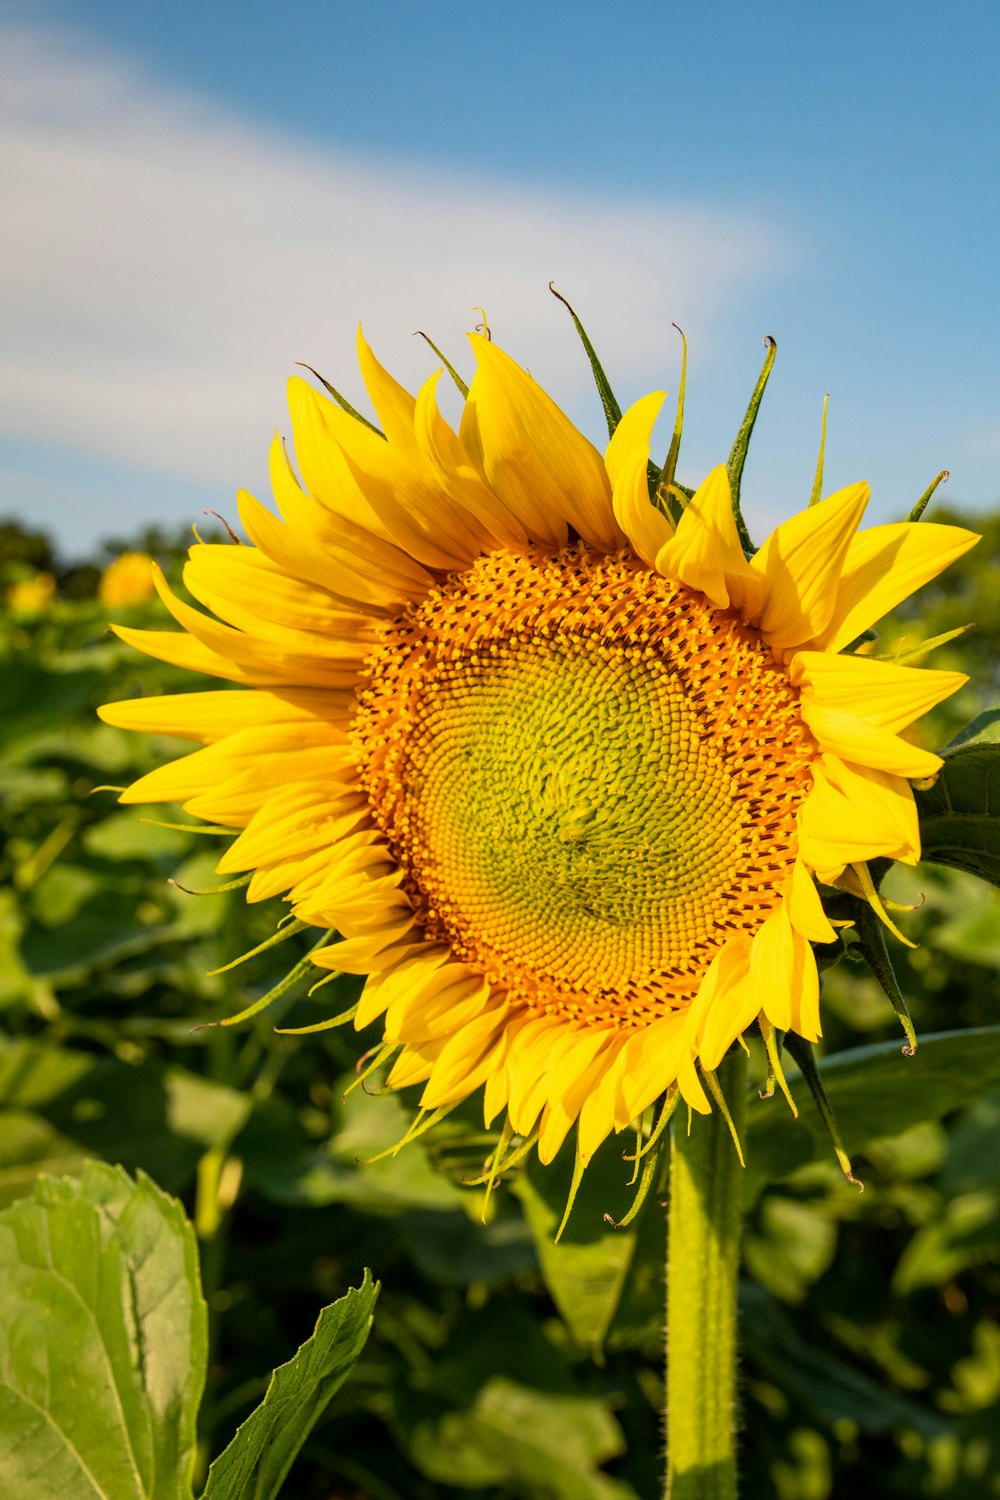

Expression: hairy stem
xmin=665 ymin=1050 xmax=746 ymax=1499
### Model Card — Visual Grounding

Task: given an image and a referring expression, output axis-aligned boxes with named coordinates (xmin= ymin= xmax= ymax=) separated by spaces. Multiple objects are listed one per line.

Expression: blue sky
xmin=3 ymin=0 xmax=999 ymax=556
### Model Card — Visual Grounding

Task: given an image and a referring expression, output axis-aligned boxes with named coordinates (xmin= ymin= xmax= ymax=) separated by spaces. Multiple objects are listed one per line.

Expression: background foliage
xmin=1 ymin=508 xmax=999 ymax=1498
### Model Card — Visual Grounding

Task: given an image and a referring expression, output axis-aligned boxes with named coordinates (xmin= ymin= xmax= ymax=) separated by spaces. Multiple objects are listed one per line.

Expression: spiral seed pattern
xmin=353 ymin=545 xmax=816 ymax=1025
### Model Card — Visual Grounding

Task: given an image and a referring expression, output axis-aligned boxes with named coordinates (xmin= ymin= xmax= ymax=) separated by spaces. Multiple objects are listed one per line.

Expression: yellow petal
xmin=184 ymin=544 xmax=377 ymax=654
xmin=386 ymin=1041 xmax=441 ymax=1091
xmin=461 ymin=334 xmax=619 ymax=551
xmin=355 ymin=947 xmax=453 ymax=1031
xmin=654 ymin=466 xmax=764 ymax=614
xmin=286 ymin=376 xmax=391 ymax=539
xmin=289 ymin=378 xmax=479 ymax=570
xmin=799 ymin=701 xmax=942 ymax=777
xmin=605 ymin=390 xmax=666 ymax=490
xmin=792 ymin=651 xmax=967 ymax=733
xmin=420 ymin=1000 xmax=510 ymax=1108
xmin=693 ymin=941 xmax=761 ymax=1071
xmin=356 ymin=326 xmax=417 ymax=446
xmin=751 ymin=902 xmax=821 ymax=1041
xmin=618 ymin=1014 xmax=688 ymax=1119
xmin=818 ymin=521 xmax=980 ymax=653
xmin=98 ymin=687 xmax=341 ymax=744
xmin=311 ymin=930 xmax=417 ymax=975
xmin=798 ymin=757 xmax=920 ymax=872
xmin=386 ymin=971 xmax=490 ymax=1044
xmin=577 ymin=1038 xmax=629 ymax=1160
xmin=750 ymin=483 xmax=869 ymax=650
xmin=109 ymin=624 xmax=289 ymax=688
xmin=216 ymin=785 xmax=367 ymax=873
xmin=150 ymin=563 xmax=357 ymax=689
xmin=788 ymin=858 xmax=837 ymax=944
xmin=412 ymin=373 xmax=529 ymax=550
xmin=606 ymin=391 xmax=671 ymax=566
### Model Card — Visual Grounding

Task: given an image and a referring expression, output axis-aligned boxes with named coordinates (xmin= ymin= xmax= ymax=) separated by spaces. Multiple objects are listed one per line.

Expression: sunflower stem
xmin=665 ymin=1050 xmax=745 ymax=1500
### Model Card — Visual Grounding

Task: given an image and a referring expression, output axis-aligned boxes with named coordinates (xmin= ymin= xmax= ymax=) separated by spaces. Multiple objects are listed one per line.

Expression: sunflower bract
xmin=99 ymin=328 xmax=979 ymax=1168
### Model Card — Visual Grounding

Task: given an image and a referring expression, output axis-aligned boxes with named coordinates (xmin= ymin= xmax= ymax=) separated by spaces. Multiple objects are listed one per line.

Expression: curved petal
xmin=800 ymin=700 xmax=942 ymax=777
xmin=751 ymin=901 xmax=821 ymax=1041
xmin=798 ymin=756 xmax=921 ymax=875
xmin=750 ymin=483 xmax=869 ymax=651
xmin=356 ymin=326 xmax=418 ymax=446
xmin=654 ymin=466 xmax=764 ymax=614
xmin=612 ymin=447 xmax=674 ymax=567
xmin=412 ymin=372 xmax=529 ymax=550
xmin=98 ymin=687 xmax=341 ymax=744
xmin=787 ymin=858 xmax=837 ymax=944
xmin=461 ymin=334 xmax=620 ymax=551
xmin=817 ymin=521 xmax=980 ymax=653
xmin=605 ymin=390 xmax=666 ymax=490
xmin=792 ymin=651 xmax=967 ymax=733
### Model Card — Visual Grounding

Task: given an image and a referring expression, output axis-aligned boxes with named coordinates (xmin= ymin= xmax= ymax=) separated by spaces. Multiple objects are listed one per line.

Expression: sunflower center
xmin=353 ymin=546 xmax=815 ymax=1024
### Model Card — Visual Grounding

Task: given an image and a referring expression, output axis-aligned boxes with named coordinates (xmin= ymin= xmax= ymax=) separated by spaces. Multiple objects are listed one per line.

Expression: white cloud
xmin=1 ymin=22 xmax=792 ymax=501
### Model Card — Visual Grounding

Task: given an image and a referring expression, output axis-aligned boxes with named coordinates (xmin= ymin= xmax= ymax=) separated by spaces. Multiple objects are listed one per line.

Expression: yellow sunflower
xmin=99 ymin=330 xmax=978 ymax=1169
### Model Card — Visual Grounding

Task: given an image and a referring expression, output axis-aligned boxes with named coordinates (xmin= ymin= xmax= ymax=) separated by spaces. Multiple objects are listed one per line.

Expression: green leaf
xmin=392 ymin=1304 xmax=635 ymax=1500
xmin=202 ymin=1271 xmax=378 ymax=1500
xmin=746 ymin=1026 xmax=1000 ymax=1203
xmin=741 ymin=1282 xmax=949 ymax=1437
xmin=514 ymin=1133 xmax=654 ymax=1354
xmin=0 ymin=1039 xmax=252 ymax=1203
xmin=238 ymin=1084 xmax=464 ymax=1213
xmin=0 ymin=660 xmax=104 ymax=754
xmin=892 ymin=1191 xmax=1000 ymax=1295
xmin=742 ymin=1195 xmax=838 ymax=1304
xmin=915 ymin=711 xmax=1000 ymax=885
xmin=0 ymin=1162 xmax=206 ymax=1498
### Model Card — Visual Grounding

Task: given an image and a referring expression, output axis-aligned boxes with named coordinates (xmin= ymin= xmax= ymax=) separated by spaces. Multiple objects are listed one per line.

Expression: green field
xmin=2 ymin=512 xmax=999 ymax=1499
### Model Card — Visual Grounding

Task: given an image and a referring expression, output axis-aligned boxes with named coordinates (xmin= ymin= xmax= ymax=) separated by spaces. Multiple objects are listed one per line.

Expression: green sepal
xmin=914 ymin=707 xmax=1000 ymax=886
xmin=206 ymin=917 xmax=309 ymax=977
xmin=657 ymin=323 xmax=688 ymax=506
xmin=296 ymin=362 xmax=384 ymax=437
xmin=808 ymin=393 xmax=829 ymax=506
xmin=907 ymin=468 xmax=950 ymax=521
xmin=852 ymin=899 xmax=918 ymax=1054
xmin=783 ymin=1033 xmax=864 ymax=1191
xmin=726 ymin=334 xmax=777 ymax=553
xmin=549 ymin=282 xmax=623 ymax=437
xmin=415 ymin=331 xmax=469 ymax=397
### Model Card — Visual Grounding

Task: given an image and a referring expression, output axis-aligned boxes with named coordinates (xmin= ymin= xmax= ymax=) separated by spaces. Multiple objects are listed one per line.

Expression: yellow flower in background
xmin=99 ymin=551 xmax=155 ymax=608
xmin=99 ymin=332 xmax=978 ymax=1167
xmin=6 ymin=572 xmax=56 ymax=614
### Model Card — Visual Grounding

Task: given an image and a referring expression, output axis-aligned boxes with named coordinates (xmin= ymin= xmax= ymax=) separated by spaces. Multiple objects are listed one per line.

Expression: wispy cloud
xmin=1 ymin=22 xmax=791 ymax=508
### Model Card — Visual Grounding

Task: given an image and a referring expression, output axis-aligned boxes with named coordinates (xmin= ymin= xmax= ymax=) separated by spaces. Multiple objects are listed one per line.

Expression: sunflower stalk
xmin=665 ymin=1050 xmax=746 ymax=1500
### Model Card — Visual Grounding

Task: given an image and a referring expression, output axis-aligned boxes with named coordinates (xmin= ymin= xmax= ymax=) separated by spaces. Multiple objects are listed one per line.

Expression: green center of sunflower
xmin=354 ymin=546 xmax=816 ymax=1023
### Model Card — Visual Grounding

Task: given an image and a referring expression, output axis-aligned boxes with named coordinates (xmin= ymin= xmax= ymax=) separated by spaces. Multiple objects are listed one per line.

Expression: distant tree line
xmin=0 ymin=517 xmax=225 ymax=598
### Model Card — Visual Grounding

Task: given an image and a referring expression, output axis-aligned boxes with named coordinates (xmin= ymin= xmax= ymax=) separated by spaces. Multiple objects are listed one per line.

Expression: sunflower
xmin=100 ymin=330 xmax=978 ymax=1171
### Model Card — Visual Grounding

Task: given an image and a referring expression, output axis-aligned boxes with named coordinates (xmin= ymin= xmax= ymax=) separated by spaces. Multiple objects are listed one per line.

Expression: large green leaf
xmin=746 ymin=1026 xmax=1000 ymax=1202
xmin=892 ymin=1191 xmax=1000 ymax=1294
xmin=201 ymin=1271 xmax=378 ymax=1500
xmin=0 ymin=1162 xmax=206 ymax=1498
xmin=238 ymin=1082 xmax=464 ymax=1213
xmin=0 ymin=1038 xmax=252 ymax=1204
xmin=0 ymin=660 xmax=104 ymax=753
xmin=514 ymin=1133 xmax=655 ymax=1354
xmin=916 ymin=709 xmax=1000 ymax=885
xmin=741 ymin=1283 xmax=949 ymax=1437
xmin=392 ymin=1304 xmax=635 ymax=1500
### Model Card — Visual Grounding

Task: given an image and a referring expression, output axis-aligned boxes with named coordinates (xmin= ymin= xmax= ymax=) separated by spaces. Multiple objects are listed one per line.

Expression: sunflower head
xmin=99 ymin=319 xmax=978 ymax=1197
